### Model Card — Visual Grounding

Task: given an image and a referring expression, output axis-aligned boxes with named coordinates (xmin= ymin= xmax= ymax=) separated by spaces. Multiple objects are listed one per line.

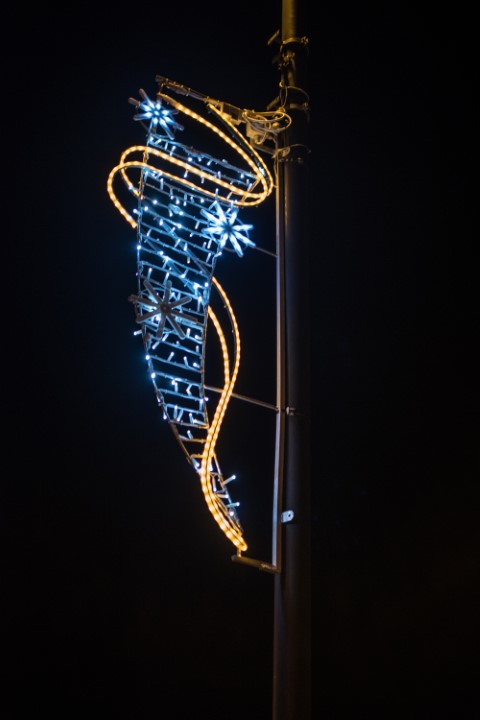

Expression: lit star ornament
xmin=128 ymin=278 xmax=199 ymax=340
xmin=201 ymin=201 xmax=254 ymax=257
xmin=131 ymin=89 xmax=183 ymax=139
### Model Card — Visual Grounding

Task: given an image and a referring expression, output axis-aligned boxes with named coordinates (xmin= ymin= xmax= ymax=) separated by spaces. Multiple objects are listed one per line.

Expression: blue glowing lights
xmin=200 ymin=201 xmax=254 ymax=257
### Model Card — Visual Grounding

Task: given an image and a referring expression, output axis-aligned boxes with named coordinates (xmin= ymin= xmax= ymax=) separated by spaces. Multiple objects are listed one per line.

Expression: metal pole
xmin=272 ymin=0 xmax=311 ymax=717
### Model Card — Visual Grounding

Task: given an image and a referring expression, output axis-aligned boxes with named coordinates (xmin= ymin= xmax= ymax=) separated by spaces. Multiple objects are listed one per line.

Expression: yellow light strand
xmin=108 ymin=90 xmax=274 ymax=222
xmin=157 ymin=92 xmax=274 ymax=201
xmin=108 ymin=142 xmax=272 ymax=230
xmin=199 ymin=285 xmax=246 ymax=551
xmin=107 ymin=161 xmax=139 ymax=228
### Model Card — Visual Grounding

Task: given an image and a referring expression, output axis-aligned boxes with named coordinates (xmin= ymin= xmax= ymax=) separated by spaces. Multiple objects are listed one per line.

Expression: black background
xmin=7 ymin=2 xmax=476 ymax=719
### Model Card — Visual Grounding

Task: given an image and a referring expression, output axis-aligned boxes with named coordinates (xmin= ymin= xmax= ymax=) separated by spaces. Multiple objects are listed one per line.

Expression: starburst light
xmin=201 ymin=201 xmax=255 ymax=257
xmin=131 ymin=89 xmax=183 ymax=139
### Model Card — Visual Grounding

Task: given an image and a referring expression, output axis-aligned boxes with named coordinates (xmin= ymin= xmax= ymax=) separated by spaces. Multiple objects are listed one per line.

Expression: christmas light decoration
xmin=108 ymin=80 xmax=275 ymax=551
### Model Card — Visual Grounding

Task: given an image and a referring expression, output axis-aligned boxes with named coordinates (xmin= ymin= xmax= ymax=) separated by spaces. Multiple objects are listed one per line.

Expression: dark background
xmin=7 ymin=2 xmax=476 ymax=719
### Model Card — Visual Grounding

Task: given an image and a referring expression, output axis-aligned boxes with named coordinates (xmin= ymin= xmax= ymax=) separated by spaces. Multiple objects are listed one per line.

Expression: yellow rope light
xmin=108 ymin=148 xmax=272 ymax=235
xmin=158 ymin=92 xmax=273 ymax=201
xmin=200 ymin=278 xmax=246 ymax=551
xmin=107 ymin=93 xmax=274 ymax=226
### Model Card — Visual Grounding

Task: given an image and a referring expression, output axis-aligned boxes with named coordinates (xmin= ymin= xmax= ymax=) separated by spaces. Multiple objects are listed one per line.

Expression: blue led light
xmin=200 ymin=201 xmax=254 ymax=257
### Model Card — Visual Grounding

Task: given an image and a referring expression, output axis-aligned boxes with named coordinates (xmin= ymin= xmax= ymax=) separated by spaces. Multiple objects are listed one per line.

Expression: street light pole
xmin=272 ymin=0 xmax=311 ymax=717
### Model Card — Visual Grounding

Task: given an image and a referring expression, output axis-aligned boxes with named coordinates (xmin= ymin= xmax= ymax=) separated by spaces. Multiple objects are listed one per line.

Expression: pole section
xmin=272 ymin=0 xmax=311 ymax=718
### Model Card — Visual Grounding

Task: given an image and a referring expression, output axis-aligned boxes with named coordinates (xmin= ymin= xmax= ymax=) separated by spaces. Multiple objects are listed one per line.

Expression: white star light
xmin=129 ymin=278 xmax=198 ymax=340
xmin=132 ymin=89 xmax=183 ymax=139
xmin=200 ymin=201 xmax=254 ymax=257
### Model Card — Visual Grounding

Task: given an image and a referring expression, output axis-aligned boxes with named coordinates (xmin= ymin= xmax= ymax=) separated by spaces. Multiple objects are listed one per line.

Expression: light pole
xmin=272 ymin=0 xmax=311 ymax=717
xmin=107 ymin=3 xmax=311 ymax=713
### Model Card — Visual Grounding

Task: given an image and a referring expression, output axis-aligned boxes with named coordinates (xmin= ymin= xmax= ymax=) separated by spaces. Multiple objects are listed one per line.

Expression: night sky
xmin=7 ymin=3 xmax=476 ymax=719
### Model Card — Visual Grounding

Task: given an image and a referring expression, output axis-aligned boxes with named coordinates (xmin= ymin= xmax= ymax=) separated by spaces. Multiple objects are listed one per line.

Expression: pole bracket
xmin=281 ymin=510 xmax=294 ymax=523
xmin=231 ymin=554 xmax=280 ymax=574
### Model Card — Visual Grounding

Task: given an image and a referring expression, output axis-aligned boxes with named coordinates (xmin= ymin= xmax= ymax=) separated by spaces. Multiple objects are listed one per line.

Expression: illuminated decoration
xmin=200 ymin=201 xmax=254 ymax=257
xmin=108 ymin=78 xmax=278 ymax=552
